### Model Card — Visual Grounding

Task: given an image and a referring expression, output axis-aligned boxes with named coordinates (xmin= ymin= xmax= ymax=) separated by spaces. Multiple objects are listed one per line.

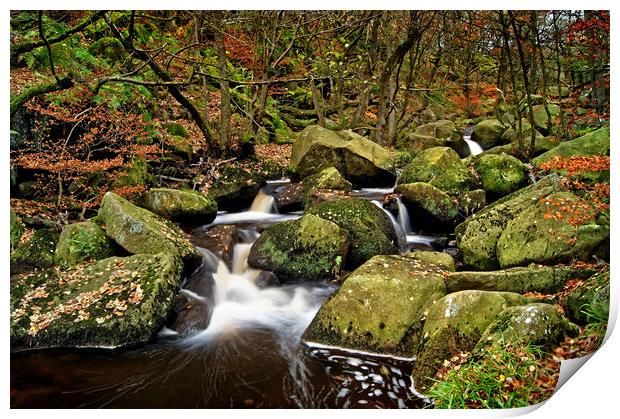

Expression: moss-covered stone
xmin=457 ymin=189 xmax=486 ymax=217
xmin=55 ymin=221 xmax=115 ymax=268
xmin=10 ymin=208 xmax=24 ymax=251
xmin=413 ymin=290 xmax=530 ymax=392
xmin=110 ymin=157 xmax=156 ymax=191
xmin=88 ymin=37 xmax=126 ymax=64
xmin=531 ymin=126 xmax=610 ymax=183
xmin=10 ymin=229 xmax=59 ymax=274
xmin=530 ymin=103 xmax=562 ymax=134
xmin=476 ymin=303 xmax=578 ymax=351
xmin=307 ymin=197 xmax=398 ymax=268
xmin=455 ymin=174 xmax=564 ymax=270
xmin=471 ymin=119 xmax=506 ymax=150
xmin=446 ymin=265 xmax=596 ymax=294
xmin=163 ymin=122 xmax=190 ymax=138
xmin=397 ymin=147 xmax=477 ymax=196
xmin=98 ymin=192 xmax=201 ymax=267
xmin=497 ymin=191 xmax=609 ymax=268
xmin=395 ymin=182 xmax=458 ymax=231
xmin=10 ymin=252 xmax=183 ymax=351
xmin=247 ymin=214 xmax=349 ymax=283
xmin=405 ymin=251 xmax=456 ymax=272
xmin=290 ymin=125 xmax=396 ymax=187
xmin=500 ymin=118 xmax=544 ymax=145
xmin=564 ymin=271 xmax=610 ymax=325
xmin=473 ymin=153 xmax=527 ymax=198
xmin=303 ymin=255 xmax=447 ymax=355
xmin=409 ymin=120 xmax=469 ymax=157
xmin=144 ymin=188 xmax=217 ymax=224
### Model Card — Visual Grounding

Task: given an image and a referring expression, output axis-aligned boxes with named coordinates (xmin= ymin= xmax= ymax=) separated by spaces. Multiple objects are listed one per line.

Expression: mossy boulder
xmin=98 ymin=192 xmax=201 ymax=267
xmin=88 ymin=36 xmax=126 ymax=64
xmin=564 ymin=271 xmax=610 ymax=325
xmin=307 ymin=197 xmax=398 ymax=268
xmin=10 ymin=252 xmax=183 ymax=351
xmin=496 ymin=191 xmax=609 ymax=268
xmin=247 ymin=214 xmax=349 ymax=283
xmin=144 ymin=188 xmax=217 ymax=224
xmin=10 ymin=208 xmax=24 ymax=251
xmin=163 ymin=122 xmax=190 ymax=138
xmin=455 ymin=174 xmax=564 ymax=270
xmin=457 ymin=189 xmax=486 ymax=217
xmin=10 ymin=229 xmax=59 ymax=274
xmin=398 ymin=147 xmax=477 ymax=196
xmin=500 ymin=118 xmax=544 ymax=145
xmin=110 ymin=158 xmax=156 ymax=191
xmin=531 ymin=126 xmax=610 ymax=182
xmin=446 ymin=265 xmax=597 ymax=294
xmin=410 ymin=120 xmax=469 ymax=157
xmin=54 ymin=221 xmax=115 ymax=268
xmin=405 ymin=251 xmax=456 ymax=272
xmin=395 ymin=182 xmax=458 ymax=231
xmin=530 ymin=103 xmax=562 ymax=134
xmin=476 ymin=303 xmax=578 ymax=351
xmin=471 ymin=119 xmax=506 ymax=150
xmin=290 ymin=125 xmax=396 ymax=187
xmin=473 ymin=153 xmax=527 ymax=198
xmin=303 ymin=255 xmax=447 ymax=355
xmin=412 ymin=290 xmax=530 ymax=392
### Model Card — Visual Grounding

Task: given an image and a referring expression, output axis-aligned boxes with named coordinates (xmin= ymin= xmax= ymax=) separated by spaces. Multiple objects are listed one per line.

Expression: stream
xmin=10 ymin=136 xmax=482 ymax=409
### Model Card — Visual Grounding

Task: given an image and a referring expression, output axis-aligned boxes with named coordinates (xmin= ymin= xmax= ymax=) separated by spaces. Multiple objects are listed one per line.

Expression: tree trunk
xmin=215 ymin=27 xmax=231 ymax=152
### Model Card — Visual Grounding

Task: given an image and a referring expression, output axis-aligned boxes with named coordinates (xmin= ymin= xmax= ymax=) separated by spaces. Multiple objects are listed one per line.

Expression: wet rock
xmin=457 ymin=189 xmax=486 ymax=217
xmin=304 ymin=255 xmax=447 ymax=355
xmin=455 ymin=174 xmax=564 ymax=270
xmin=530 ymin=103 xmax=562 ymax=134
xmin=98 ymin=192 xmax=201 ymax=268
xmin=399 ymin=120 xmax=469 ymax=157
xmin=190 ymin=225 xmax=238 ymax=269
xmin=54 ymin=221 xmax=116 ymax=268
xmin=274 ymin=167 xmax=352 ymax=212
xmin=471 ymin=119 xmax=506 ymax=150
xmin=395 ymin=182 xmax=458 ymax=231
xmin=564 ymin=270 xmax=610 ymax=325
xmin=254 ymin=270 xmax=280 ymax=288
xmin=473 ymin=153 xmax=527 ymax=199
xmin=497 ymin=191 xmax=609 ymax=268
xmin=247 ymin=214 xmax=349 ymax=283
xmin=412 ymin=290 xmax=529 ymax=392
xmin=307 ymin=197 xmax=398 ymax=268
xmin=10 ymin=252 xmax=183 ymax=350
xmin=397 ymin=147 xmax=477 ymax=196
xmin=476 ymin=303 xmax=578 ymax=351
xmin=446 ymin=265 xmax=596 ymax=294
xmin=144 ymin=188 xmax=217 ymax=224
xmin=10 ymin=229 xmax=59 ymax=275
xmin=290 ymin=125 xmax=396 ymax=187
xmin=500 ymin=118 xmax=544 ymax=145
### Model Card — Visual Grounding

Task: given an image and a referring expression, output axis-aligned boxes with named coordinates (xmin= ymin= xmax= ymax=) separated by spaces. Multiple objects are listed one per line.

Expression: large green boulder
xmin=398 ymin=147 xmax=477 ymax=195
xmin=455 ymin=174 xmax=564 ymax=270
xmin=446 ymin=265 xmax=596 ymax=294
xmin=531 ymin=126 xmax=610 ymax=182
xmin=307 ymin=197 xmax=398 ymax=268
xmin=457 ymin=189 xmax=487 ymax=217
xmin=471 ymin=119 xmax=506 ymax=150
xmin=10 ymin=252 xmax=183 ymax=351
xmin=405 ymin=251 xmax=456 ymax=272
xmin=412 ymin=290 xmax=529 ymax=392
xmin=412 ymin=120 xmax=469 ymax=157
xmin=290 ymin=125 xmax=396 ymax=187
xmin=496 ymin=191 xmax=609 ymax=268
xmin=476 ymin=303 xmax=578 ymax=351
xmin=473 ymin=153 xmax=527 ymax=198
xmin=10 ymin=229 xmax=59 ymax=274
xmin=500 ymin=118 xmax=544 ymax=145
xmin=98 ymin=192 xmax=201 ymax=267
xmin=395 ymin=182 xmax=458 ymax=231
xmin=247 ymin=214 xmax=349 ymax=283
xmin=564 ymin=271 xmax=610 ymax=325
xmin=54 ymin=221 xmax=115 ymax=268
xmin=10 ymin=208 xmax=24 ymax=251
xmin=144 ymin=188 xmax=217 ymax=224
xmin=303 ymin=255 xmax=447 ymax=354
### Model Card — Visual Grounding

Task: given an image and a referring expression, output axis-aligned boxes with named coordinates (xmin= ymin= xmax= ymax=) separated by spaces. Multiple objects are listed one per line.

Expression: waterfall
xmin=395 ymin=197 xmax=412 ymax=234
xmin=249 ymin=188 xmax=278 ymax=213
xmin=370 ymin=200 xmax=407 ymax=252
xmin=464 ymin=134 xmax=483 ymax=156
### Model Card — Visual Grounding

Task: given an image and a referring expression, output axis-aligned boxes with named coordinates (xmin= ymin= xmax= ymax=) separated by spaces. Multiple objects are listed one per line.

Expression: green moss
xmin=473 ymin=153 xmax=527 ymax=198
xmin=163 ymin=122 xmax=190 ymax=138
xmin=11 ymin=229 xmax=59 ymax=274
xmin=304 ymin=255 xmax=447 ymax=355
xmin=405 ymin=251 xmax=456 ymax=272
xmin=10 ymin=208 xmax=24 ymax=251
xmin=471 ymin=119 xmax=506 ymax=150
xmin=55 ymin=221 xmax=115 ymax=268
xmin=308 ymin=197 xmax=398 ymax=268
xmin=564 ymin=271 xmax=610 ymax=325
xmin=10 ymin=252 xmax=183 ymax=350
xmin=144 ymin=188 xmax=217 ymax=223
xmin=247 ymin=214 xmax=349 ymax=282
xmin=395 ymin=182 xmax=458 ymax=229
xmin=398 ymin=147 xmax=476 ymax=195
xmin=110 ymin=157 xmax=156 ymax=190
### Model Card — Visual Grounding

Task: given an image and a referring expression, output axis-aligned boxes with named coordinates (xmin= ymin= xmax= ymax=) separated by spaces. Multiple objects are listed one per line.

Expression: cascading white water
xmin=464 ymin=134 xmax=483 ymax=156
xmin=249 ymin=188 xmax=279 ymax=213
xmin=395 ymin=197 xmax=412 ymax=234
xmin=370 ymin=200 xmax=407 ymax=251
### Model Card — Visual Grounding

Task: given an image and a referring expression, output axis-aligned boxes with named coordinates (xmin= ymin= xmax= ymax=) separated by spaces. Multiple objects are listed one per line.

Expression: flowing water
xmin=10 ymin=182 xmax=440 ymax=409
